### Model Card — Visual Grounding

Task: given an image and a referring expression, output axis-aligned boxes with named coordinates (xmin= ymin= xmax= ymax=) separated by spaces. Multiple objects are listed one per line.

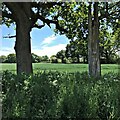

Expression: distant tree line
xmin=0 ymin=54 xmax=16 ymax=63
xmin=0 ymin=53 xmax=49 ymax=63
xmin=31 ymin=53 xmax=49 ymax=63
xmin=0 ymin=48 xmax=119 ymax=64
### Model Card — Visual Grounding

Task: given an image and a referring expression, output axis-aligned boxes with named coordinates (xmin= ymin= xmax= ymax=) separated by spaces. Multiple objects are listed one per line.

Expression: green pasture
xmin=0 ymin=63 xmax=119 ymax=74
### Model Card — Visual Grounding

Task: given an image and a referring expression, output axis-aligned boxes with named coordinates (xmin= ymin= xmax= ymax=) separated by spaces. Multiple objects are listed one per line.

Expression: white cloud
xmin=41 ymin=34 xmax=57 ymax=46
xmin=0 ymin=44 xmax=67 ymax=57
xmin=32 ymin=44 xmax=67 ymax=57
xmin=0 ymin=34 xmax=67 ymax=57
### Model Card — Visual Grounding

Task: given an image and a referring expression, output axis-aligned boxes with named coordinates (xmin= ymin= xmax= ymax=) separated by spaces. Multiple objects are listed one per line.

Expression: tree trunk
xmin=14 ymin=18 xmax=33 ymax=74
xmin=88 ymin=3 xmax=101 ymax=78
xmin=5 ymin=3 xmax=33 ymax=74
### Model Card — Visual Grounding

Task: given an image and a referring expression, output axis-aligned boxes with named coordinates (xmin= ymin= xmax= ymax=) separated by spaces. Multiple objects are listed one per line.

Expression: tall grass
xmin=2 ymin=71 xmax=120 ymax=119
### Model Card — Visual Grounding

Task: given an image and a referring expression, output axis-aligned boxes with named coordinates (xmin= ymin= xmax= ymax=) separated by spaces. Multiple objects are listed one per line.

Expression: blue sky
xmin=1 ymin=24 xmax=70 ymax=57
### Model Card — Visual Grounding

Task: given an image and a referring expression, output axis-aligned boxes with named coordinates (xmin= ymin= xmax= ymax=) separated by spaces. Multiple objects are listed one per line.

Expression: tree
xmin=50 ymin=55 xmax=57 ymax=63
xmin=56 ymin=50 xmax=66 ymax=63
xmin=41 ymin=55 xmax=49 ymax=62
xmin=2 ymin=2 xmax=67 ymax=74
xmin=6 ymin=53 xmax=16 ymax=63
xmin=66 ymin=39 xmax=88 ymax=63
xmin=52 ymin=2 xmax=100 ymax=76
xmin=88 ymin=2 xmax=101 ymax=77
xmin=65 ymin=29 xmax=119 ymax=64
xmin=86 ymin=2 xmax=119 ymax=76
xmin=52 ymin=2 xmax=119 ymax=77
xmin=0 ymin=55 xmax=7 ymax=63
xmin=99 ymin=29 xmax=120 ymax=63
xmin=66 ymin=41 xmax=78 ymax=63
xmin=99 ymin=2 xmax=120 ymax=64
xmin=31 ymin=53 xmax=41 ymax=63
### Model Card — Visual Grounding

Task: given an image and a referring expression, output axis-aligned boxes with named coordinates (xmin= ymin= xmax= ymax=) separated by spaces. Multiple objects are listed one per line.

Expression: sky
xmin=1 ymin=24 xmax=70 ymax=57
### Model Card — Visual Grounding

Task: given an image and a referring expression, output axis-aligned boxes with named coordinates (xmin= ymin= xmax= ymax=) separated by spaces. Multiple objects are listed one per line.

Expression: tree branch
xmin=99 ymin=2 xmax=120 ymax=20
xmin=33 ymin=24 xmax=45 ymax=29
xmin=2 ymin=11 xmax=15 ymax=20
xmin=108 ymin=1 xmax=120 ymax=10
xmin=3 ymin=35 xmax=16 ymax=38
xmin=99 ymin=9 xmax=120 ymax=20
xmin=30 ymin=7 xmax=40 ymax=29
xmin=109 ymin=9 xmax=120 ymax=16
xmin=37 ymin=14 xmax=68 ymax=33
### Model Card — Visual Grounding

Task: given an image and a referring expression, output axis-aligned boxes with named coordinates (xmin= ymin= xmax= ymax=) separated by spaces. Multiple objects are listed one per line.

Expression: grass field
xmin=0 ymin=63 xmax=119 ymax=74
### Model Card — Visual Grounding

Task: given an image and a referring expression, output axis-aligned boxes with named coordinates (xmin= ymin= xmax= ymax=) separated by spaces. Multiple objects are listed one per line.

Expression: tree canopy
xmin=2 ymin=2 xmax=68 ymax=74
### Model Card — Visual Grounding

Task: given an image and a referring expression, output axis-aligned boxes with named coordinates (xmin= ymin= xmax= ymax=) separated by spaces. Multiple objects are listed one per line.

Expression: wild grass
xmin=2 ymin=71 xmax=120 ymax=119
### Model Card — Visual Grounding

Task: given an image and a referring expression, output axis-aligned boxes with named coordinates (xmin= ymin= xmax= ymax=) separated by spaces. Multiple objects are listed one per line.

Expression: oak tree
xmin=2 ymin=2 xmax=66 ymax=74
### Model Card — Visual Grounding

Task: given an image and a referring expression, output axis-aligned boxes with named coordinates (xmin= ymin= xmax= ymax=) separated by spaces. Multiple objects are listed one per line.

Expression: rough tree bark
xmin=15 ymin=4 xmax=33 ymax=74
xmin=15 ymin=19 xmax=33 ymax=74
xmin=6 ymin=3 xmax=33 ymax=74
xmin=88 ymin=2 xmax=101 ymax=77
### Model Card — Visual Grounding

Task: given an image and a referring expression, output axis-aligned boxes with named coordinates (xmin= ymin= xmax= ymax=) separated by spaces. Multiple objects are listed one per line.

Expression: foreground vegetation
xmin=0 ymin=63 xmax=119 ymax=74
xmin=2 ymin=71 xmax=120 ymax=119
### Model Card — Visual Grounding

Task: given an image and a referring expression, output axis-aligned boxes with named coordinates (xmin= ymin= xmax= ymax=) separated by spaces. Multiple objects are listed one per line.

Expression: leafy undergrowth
xmin=2 ymin=70 xmax=120 ymax=119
